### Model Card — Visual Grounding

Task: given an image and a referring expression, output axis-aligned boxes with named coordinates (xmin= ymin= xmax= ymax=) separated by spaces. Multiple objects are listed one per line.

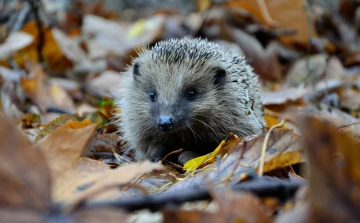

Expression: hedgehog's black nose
xmin=158 ymin=116 xmax=174 ymax=131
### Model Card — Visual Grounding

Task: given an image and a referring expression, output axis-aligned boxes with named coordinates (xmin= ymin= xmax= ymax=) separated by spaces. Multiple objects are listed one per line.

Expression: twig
xmin=80 ymin=177 xmax=302 ymax=211
xmin=161 ymin=148 xmax=183 ymax=163
xmin=258 ymin=119 xmax=285 ymax=177
xmin=338 ymin=121 xmax=360 ymax=129
xmin=225 ymin=140 xmax=246 ymax=185
xmin=28 ymin=0 xmax=44 ymax=63
xmin=123 ymin=172 xmax=146 ymax=191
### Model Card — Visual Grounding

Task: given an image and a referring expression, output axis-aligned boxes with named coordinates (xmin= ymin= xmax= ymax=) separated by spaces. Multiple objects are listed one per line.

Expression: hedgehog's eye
xmin=185 ymin=89 xmax=197 ymax=100
xmin=150 ymin=90 xmax=157 ymax=102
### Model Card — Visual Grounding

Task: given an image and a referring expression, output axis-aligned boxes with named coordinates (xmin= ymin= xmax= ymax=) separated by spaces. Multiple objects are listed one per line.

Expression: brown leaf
xmin=63 ymin=161 xmax=163 ymax=206
xmin=20 ymin=62 xmax=74 ymax=114
xmin=339 ymin=88 xmax=360 ymax=111
xmin=300 ymin=116 xmax=360 ymax=222
xmin=0 ymin=113 xmax=51 ymax=209
xmin=228 ymin=0 xmax=316 ymax=45
xmin=285 ymin=54 xmax=328 ymax=87
xmin=162 ymin=210 xmax=220 ymax=223
xmin=0 ymin=208 xmax=44 ymax=223
xmin=38 ymin=122 xmax=162 ymax=203
xmin=81 ymin=130 xmax=122 ymax=158
xmin=38 ymin=125 xmax=97 ymax=175
xmin=86 ymin=70 xmax=122 ymax=97
xmin=222 ymin=24 xmax=282 ymax=80
xmin=70 ymin=208 xmax=129 ymax=223
xmin=211 ymin=191 xmax=271 ymax=223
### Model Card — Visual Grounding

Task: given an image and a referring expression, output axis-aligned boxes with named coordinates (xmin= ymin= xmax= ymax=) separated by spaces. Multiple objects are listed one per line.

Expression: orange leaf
xmin=65 ymin=119 xmax=93 ymax=129
xmin=227 ymin=0 xmax=317 ymax=45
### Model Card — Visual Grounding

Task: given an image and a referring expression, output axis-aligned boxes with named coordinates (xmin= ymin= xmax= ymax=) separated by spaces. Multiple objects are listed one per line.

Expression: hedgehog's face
xmin=129 ymin=56 xmax=227 ymax=137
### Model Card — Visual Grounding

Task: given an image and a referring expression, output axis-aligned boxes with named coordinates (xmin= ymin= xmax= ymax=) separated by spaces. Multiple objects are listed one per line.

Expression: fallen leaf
xmin=339 ymin=88 xmax=360 ymax=111
xmin=162 ymin=209 xmax=220 ymax=223
xmin=83 ymin=14 xmax=165 ymax=59
xmin=38 ymin=125 xmax=97 ymax=175
xmin=286 ymin=54 xmax=328 ymax=87
xmin=262 ymin=88 xmax=309 ymax=105
xmin=222 ymin=24 xmax=282 ymax=80
xmin=0 ymin=113 xmax=51 ymax=209
xmin=86 ymin=70 xmax=122 ymax=97
xmin=0 ymin=32 xmax=33 ymax=59
xmin=81 ymin=130 xmax=122 ymax=158
xmin=65 ymin=119 xmax=93 ymax=129
xmin=228 ymin=0 xmax=316 ymax=45
xmin=20 ymin=62 xmax=75 ymax=114
xmin=183 ymin=140 xmax=225 ymax=173
xmin=300 ymin=116 xmax=360 ymax=222
xmin=38 ymin=124 xmax=162 ymax=203
xmin=0 ymin=21 xmax=73 ymax=71
xmin=35 ymin=114 xmax=78 ymax=142
xmin=165 ymin=129 xmax=303 ymax=194
xmin=211 ymin=190 xmax=271 ymax=223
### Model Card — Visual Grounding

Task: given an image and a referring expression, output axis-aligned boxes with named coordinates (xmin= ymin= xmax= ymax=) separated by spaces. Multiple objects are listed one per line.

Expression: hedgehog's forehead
xmin=149 ymin=41 xmax=222 ymax=64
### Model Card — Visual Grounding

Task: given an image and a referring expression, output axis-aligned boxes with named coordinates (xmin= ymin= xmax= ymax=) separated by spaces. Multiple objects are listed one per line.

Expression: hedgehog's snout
xmin=158 ymin=116 xmax=174 ymax=132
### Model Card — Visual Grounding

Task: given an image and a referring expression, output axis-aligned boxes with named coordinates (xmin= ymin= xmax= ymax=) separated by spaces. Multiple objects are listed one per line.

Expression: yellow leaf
xmin=184 ymin=140 xmax=225 ymax=173
xmin=258 ymin=150 xmax=302 ymax=173
xmin=127 ymin=20 xmax=146 ymax=38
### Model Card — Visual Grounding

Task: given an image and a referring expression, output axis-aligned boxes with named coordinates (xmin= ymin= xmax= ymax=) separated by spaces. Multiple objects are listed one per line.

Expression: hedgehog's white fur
xmin=115 ymin=38 xmax=265 ymax=160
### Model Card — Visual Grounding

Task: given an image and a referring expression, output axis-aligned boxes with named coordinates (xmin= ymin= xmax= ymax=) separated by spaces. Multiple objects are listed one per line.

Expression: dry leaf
xmin=0 ymin=21 xmax=72 ymax=71
xmin=222 ymin=24 xmax=282 ymax=80
xmin=300 ymin=116 xmax=360 ymax=222
xmin=38 ymin=125 xmax=97 ymax=175
xmin=20 ymin=62 xmax=75 ymax=114
xmin=0 ymin=32 xmax=33 ymax=59
xmin=163 ymin=210 xmax=220 ymax=223
xmin=0 ymin=113 xmax=51 ymax=209
xmin=38 ymin=124 xmax=162 ymax=203
xmin=211 ymin=191 xmax=271 ymax=223
xmin=35 ymin=114 xmax=78 ymax=142
xmin=65 ymin=119 xmax=93 ymax=129
xmin=262 ymin=88 xmax=309 ymax=105
xmin=286 ymin=54 xmax=328 ymax=87
xmin=228 ymin=0 xmax=316 ymax=45
xmin=339 ymin=88 xmax=360 ymax=111
xmin=86 ymin=70 xmax=122 ymax=97
xmin=165 ymin=129 xmax=303 ymax=194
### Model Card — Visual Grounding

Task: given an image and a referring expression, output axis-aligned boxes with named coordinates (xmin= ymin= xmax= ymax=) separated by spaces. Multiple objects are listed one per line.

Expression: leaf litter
xmin=1 ymin=0 xmax=360 ymax=222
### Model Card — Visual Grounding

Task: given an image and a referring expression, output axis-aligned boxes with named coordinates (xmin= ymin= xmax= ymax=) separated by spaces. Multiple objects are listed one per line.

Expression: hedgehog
xmin=115 ymin=38 xmax=265 ymax=161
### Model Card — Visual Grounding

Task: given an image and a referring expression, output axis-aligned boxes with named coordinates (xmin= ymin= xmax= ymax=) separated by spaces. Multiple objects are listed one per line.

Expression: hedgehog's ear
xmin=213 ymin=68 xmax=226 ymax=86
xmin=133 ymin=63 xmax=141 ymax=81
